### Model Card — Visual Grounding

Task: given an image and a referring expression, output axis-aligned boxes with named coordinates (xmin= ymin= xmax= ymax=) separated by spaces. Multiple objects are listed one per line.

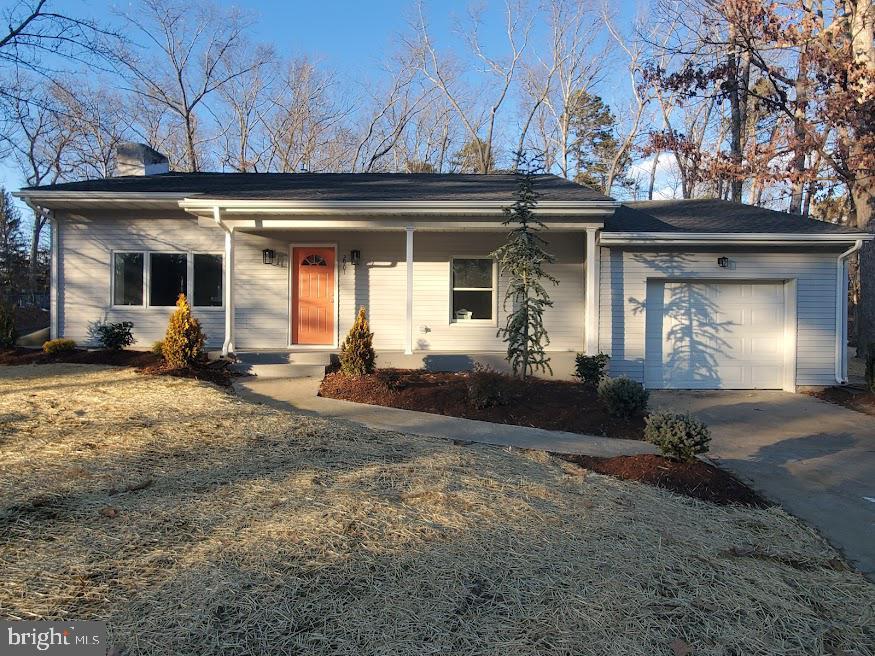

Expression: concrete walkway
xmin=233 ymin=377 xmax=656 ymax=458
xmin=651 ymin=390 xmax=875 ymax=581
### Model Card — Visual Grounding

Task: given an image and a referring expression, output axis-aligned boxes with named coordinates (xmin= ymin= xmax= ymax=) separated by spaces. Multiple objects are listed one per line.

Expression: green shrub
xmin=339 ymin=306 xmax=375 ymax=376
xmin=151 ymin=340 xmax=165 ymax=356
xmin=42 ymin=338 xmax=77 ymax=355
xmin=0 ymin=303 xmax=16 ymax=349
xmin=162 ymin=294 xmax=205 ymax=368
xmin=88 ymin=320 xmax=135 ymax=350
xmin=574 ymin=352 xmax=610 ymax=385
xmin=597 ymin=376 xmax=649 ymax=418
xmin=466 ymin=363 xmax=514 ymax=409
xmin=645 ymin=411 xmax=711 ymax=462
xmin=866 ymin=343 xmax=875 ymax=394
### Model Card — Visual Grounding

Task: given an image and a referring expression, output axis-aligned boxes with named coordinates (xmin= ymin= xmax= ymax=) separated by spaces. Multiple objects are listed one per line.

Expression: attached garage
xmin=599 ymin=199 xmax=873 ymax=391
xmin=643 ymin=280 xmax=790 ymax=390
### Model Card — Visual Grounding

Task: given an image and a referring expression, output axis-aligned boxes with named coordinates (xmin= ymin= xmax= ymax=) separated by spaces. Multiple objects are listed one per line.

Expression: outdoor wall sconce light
xmin=717 ymin=256 xmax=729 ymax=268
xmin=350 ymin=249 xmax=361 ymax=266
xmin=262 ymin=249 xmax=276 ymax=265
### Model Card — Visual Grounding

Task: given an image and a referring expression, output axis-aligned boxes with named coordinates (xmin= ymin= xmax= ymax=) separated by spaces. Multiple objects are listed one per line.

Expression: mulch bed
xmin=555 ymin=453 xmax=769 ymax=507
xmin=319 ymin=369 xmax=645 ymax=440
xmin=808 ymin=386 xmax=875 ymax=417
xmin=0 ymin=347 xmax=234 ymax=387
xmin=137 ymin=359 xmax=234 ymax=387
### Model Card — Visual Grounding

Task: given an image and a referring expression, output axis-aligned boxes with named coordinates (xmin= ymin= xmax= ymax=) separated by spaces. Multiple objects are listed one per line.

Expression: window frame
xmin=110 ymin=250 xmax=146 ymax=308
xmin=190 ymin=251 xmax=225 ymax=310
xmin=448 ymin=255 xmax=498 ymax=326
xmin=147 ymin=251 xmax=190 ymax=308
xmin=109 ymin=250 xmax=224 ymax=310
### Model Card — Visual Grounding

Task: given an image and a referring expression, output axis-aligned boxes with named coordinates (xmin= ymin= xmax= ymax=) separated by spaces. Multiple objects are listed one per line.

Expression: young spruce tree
xmin=339 ymin=306 xmax=376 ymax=376
xmin=162 ymin=294 xmax=205 ymax=368
xmin=491 ymin=153 xmax=558 ymax=380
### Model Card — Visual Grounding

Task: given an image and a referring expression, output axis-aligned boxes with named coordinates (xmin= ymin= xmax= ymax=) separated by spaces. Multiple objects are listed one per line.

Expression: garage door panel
xmin=645 ymin=280 xmax=786 ymax=390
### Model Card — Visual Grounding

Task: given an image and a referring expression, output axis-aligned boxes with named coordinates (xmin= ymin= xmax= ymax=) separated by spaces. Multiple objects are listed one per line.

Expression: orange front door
xmin=292 ymin=247 xmax=335 ymax=344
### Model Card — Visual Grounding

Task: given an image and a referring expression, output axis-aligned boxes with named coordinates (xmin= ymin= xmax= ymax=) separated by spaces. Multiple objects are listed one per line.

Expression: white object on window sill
xmin=455 ymin=309 xmax=473 ymax=321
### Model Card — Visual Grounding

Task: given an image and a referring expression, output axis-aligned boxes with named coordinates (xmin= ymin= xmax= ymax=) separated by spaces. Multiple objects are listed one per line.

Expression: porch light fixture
xmin=262 ymin=249 xmax=276 ymax=265
xmin=350 ymin=249 xmax=361 ymax=266
xmin=717 ymin=256 xmax=729 ymax=268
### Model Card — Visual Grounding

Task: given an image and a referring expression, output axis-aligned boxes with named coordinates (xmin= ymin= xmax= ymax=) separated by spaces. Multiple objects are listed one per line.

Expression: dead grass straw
xmin=0 ymin=364 xmax=872 ymax=655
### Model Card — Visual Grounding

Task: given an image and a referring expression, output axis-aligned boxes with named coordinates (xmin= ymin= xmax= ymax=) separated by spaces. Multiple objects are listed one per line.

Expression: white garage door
xmin=644 ymin=281 xmax=786 ymax=389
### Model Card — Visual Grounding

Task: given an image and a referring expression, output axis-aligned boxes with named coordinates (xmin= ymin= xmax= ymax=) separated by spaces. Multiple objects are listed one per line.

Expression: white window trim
xmin=110 ymin=250 xmax=224 ymax=310
xmin=449 ymin=256 xmax=498 ymax=326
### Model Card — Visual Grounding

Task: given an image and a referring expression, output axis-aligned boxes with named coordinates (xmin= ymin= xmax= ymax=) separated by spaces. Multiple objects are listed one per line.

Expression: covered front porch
xmin=199 ymin=215 xmax=603 ymax=369
xmin=232 ymin=349 xmax=582 ymax=380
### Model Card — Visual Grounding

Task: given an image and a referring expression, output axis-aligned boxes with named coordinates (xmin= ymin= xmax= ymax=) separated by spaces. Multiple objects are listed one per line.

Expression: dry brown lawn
xmin=0 ymin=364 xmax=873 ymax=656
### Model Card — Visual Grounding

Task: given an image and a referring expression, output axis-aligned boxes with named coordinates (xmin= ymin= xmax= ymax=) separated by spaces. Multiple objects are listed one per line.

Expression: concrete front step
xmin=232 ymin=351 xmax=336 ymax=379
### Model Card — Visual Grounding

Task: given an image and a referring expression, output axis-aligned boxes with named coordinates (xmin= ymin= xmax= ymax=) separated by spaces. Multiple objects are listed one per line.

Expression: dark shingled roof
xmin=607 ymin=199 xmax=863 ymax=234
xmin=22 ymin=172 xmax=614 ymax=203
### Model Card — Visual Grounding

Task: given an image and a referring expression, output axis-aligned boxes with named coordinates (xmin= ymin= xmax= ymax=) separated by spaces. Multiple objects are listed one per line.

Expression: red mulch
xmin=137 ymin=359 xmax=234 ymax=387
xmin=319 ymin=369 xmax=645 ymax=440
xmin=0 ymin=348 xmax=233 ymax=387
xmin=555 ymin=453 xmax=769 ymax=507
xmin=808 ymin=386 xmax=875 ymax=417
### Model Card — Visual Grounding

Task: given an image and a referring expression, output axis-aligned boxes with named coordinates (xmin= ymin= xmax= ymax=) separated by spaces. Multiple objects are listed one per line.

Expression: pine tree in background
xmin=162 ymin=294 xmax=205 ymax=367
xmin=492 ymin=153 xmax=558 ymax=380
xmin=0 ymin=302 xmax=15 ymax=349
xmin=339 ymin=306 xmax=376 ymax=376
xmin=0 ymin=188 xmax=26 ymax=300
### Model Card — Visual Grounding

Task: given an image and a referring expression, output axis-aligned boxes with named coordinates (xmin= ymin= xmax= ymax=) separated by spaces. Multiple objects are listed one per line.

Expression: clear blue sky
xmin=2 ymin=0 xmax=645 ymax=196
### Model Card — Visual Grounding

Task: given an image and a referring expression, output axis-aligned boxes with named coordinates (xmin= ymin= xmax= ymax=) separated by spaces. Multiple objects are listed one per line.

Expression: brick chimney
xmin=115 ymin=142 xmax=170 ymax=176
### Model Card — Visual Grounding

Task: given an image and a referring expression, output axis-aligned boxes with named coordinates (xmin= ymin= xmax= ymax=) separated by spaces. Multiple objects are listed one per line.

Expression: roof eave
xmin=599 ymin=231 xmax=874 ymax=245
xmin=180 ymin=198 xmax=618 ymax=217
xmin=13 ymin=190 xmax=188 ymax=210
xmin=13 ymin=191 xmax=618 ymax=215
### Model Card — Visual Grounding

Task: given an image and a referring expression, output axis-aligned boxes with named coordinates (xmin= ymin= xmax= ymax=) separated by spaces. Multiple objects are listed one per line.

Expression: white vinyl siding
xmin=598 ymin=247 xmax=840 ymax=387
xmin=57 ymin=214 xmax=226 ymax=348
xmin=233 ymin=230 xmax=587 ymax=352
xmin=58 ymin=219 xmax=589 ymax=353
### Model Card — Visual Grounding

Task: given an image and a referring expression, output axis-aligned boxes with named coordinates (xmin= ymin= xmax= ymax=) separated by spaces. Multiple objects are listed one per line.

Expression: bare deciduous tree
xmin=409 ymin=0 xmax=533 ymax=173
xmin=0 ymin=80 xmax=74 ymax=290
xmin=112 ymin=0 xmax=267 ymax=171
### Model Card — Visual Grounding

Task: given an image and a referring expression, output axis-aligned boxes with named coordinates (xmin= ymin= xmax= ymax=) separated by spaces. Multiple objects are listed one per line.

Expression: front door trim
xmin=288 ymin=243 xmax=339 ymax=349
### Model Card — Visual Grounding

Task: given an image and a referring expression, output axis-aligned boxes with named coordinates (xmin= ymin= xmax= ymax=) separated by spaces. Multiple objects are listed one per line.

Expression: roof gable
xmin=606 ymin=199 xmax=863 ymax=235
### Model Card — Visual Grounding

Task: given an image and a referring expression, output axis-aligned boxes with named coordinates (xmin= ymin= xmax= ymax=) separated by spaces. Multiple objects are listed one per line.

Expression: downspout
xmin=835 ymin=240 xmax=863 ymax=384
xmin=214 ymin=206 xmax=235 ymax=357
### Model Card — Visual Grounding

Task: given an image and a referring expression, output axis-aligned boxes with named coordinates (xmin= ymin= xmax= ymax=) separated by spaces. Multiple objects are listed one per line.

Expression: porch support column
xmin=49 ymin=210 xmax=59 ymax=340
xmin=215 ymin=206 xmax=235 ymax=356
xmin=584 ymin=227 xmax=600 ymax=355
xmin=405 ymin=225 xmax=414 ymax=355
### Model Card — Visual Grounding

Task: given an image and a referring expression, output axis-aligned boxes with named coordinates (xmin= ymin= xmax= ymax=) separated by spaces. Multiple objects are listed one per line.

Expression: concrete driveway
xmin=651 ymin=390 xmax=875 ymax=580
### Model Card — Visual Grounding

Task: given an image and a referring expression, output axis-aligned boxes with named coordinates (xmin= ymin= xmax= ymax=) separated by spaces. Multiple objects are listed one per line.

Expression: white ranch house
xmin=16 ymin=143 xmax=872 ymax=391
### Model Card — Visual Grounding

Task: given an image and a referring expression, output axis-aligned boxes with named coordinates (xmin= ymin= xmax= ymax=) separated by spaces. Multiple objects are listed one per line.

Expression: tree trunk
xmin=28 ymin=208 xmax=44 ymax=294
xmin=789 ymin=53 xmax=809 ymax=214
xmin=648 ymin=152 xmax=659 ymax=200
xmin=847 ymin=0 xmax=875 ymax=357
xmin=727 ymin=30 xmax=743 ymax=202
xmin=852 ymin=179 xmax=875 ymax=357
